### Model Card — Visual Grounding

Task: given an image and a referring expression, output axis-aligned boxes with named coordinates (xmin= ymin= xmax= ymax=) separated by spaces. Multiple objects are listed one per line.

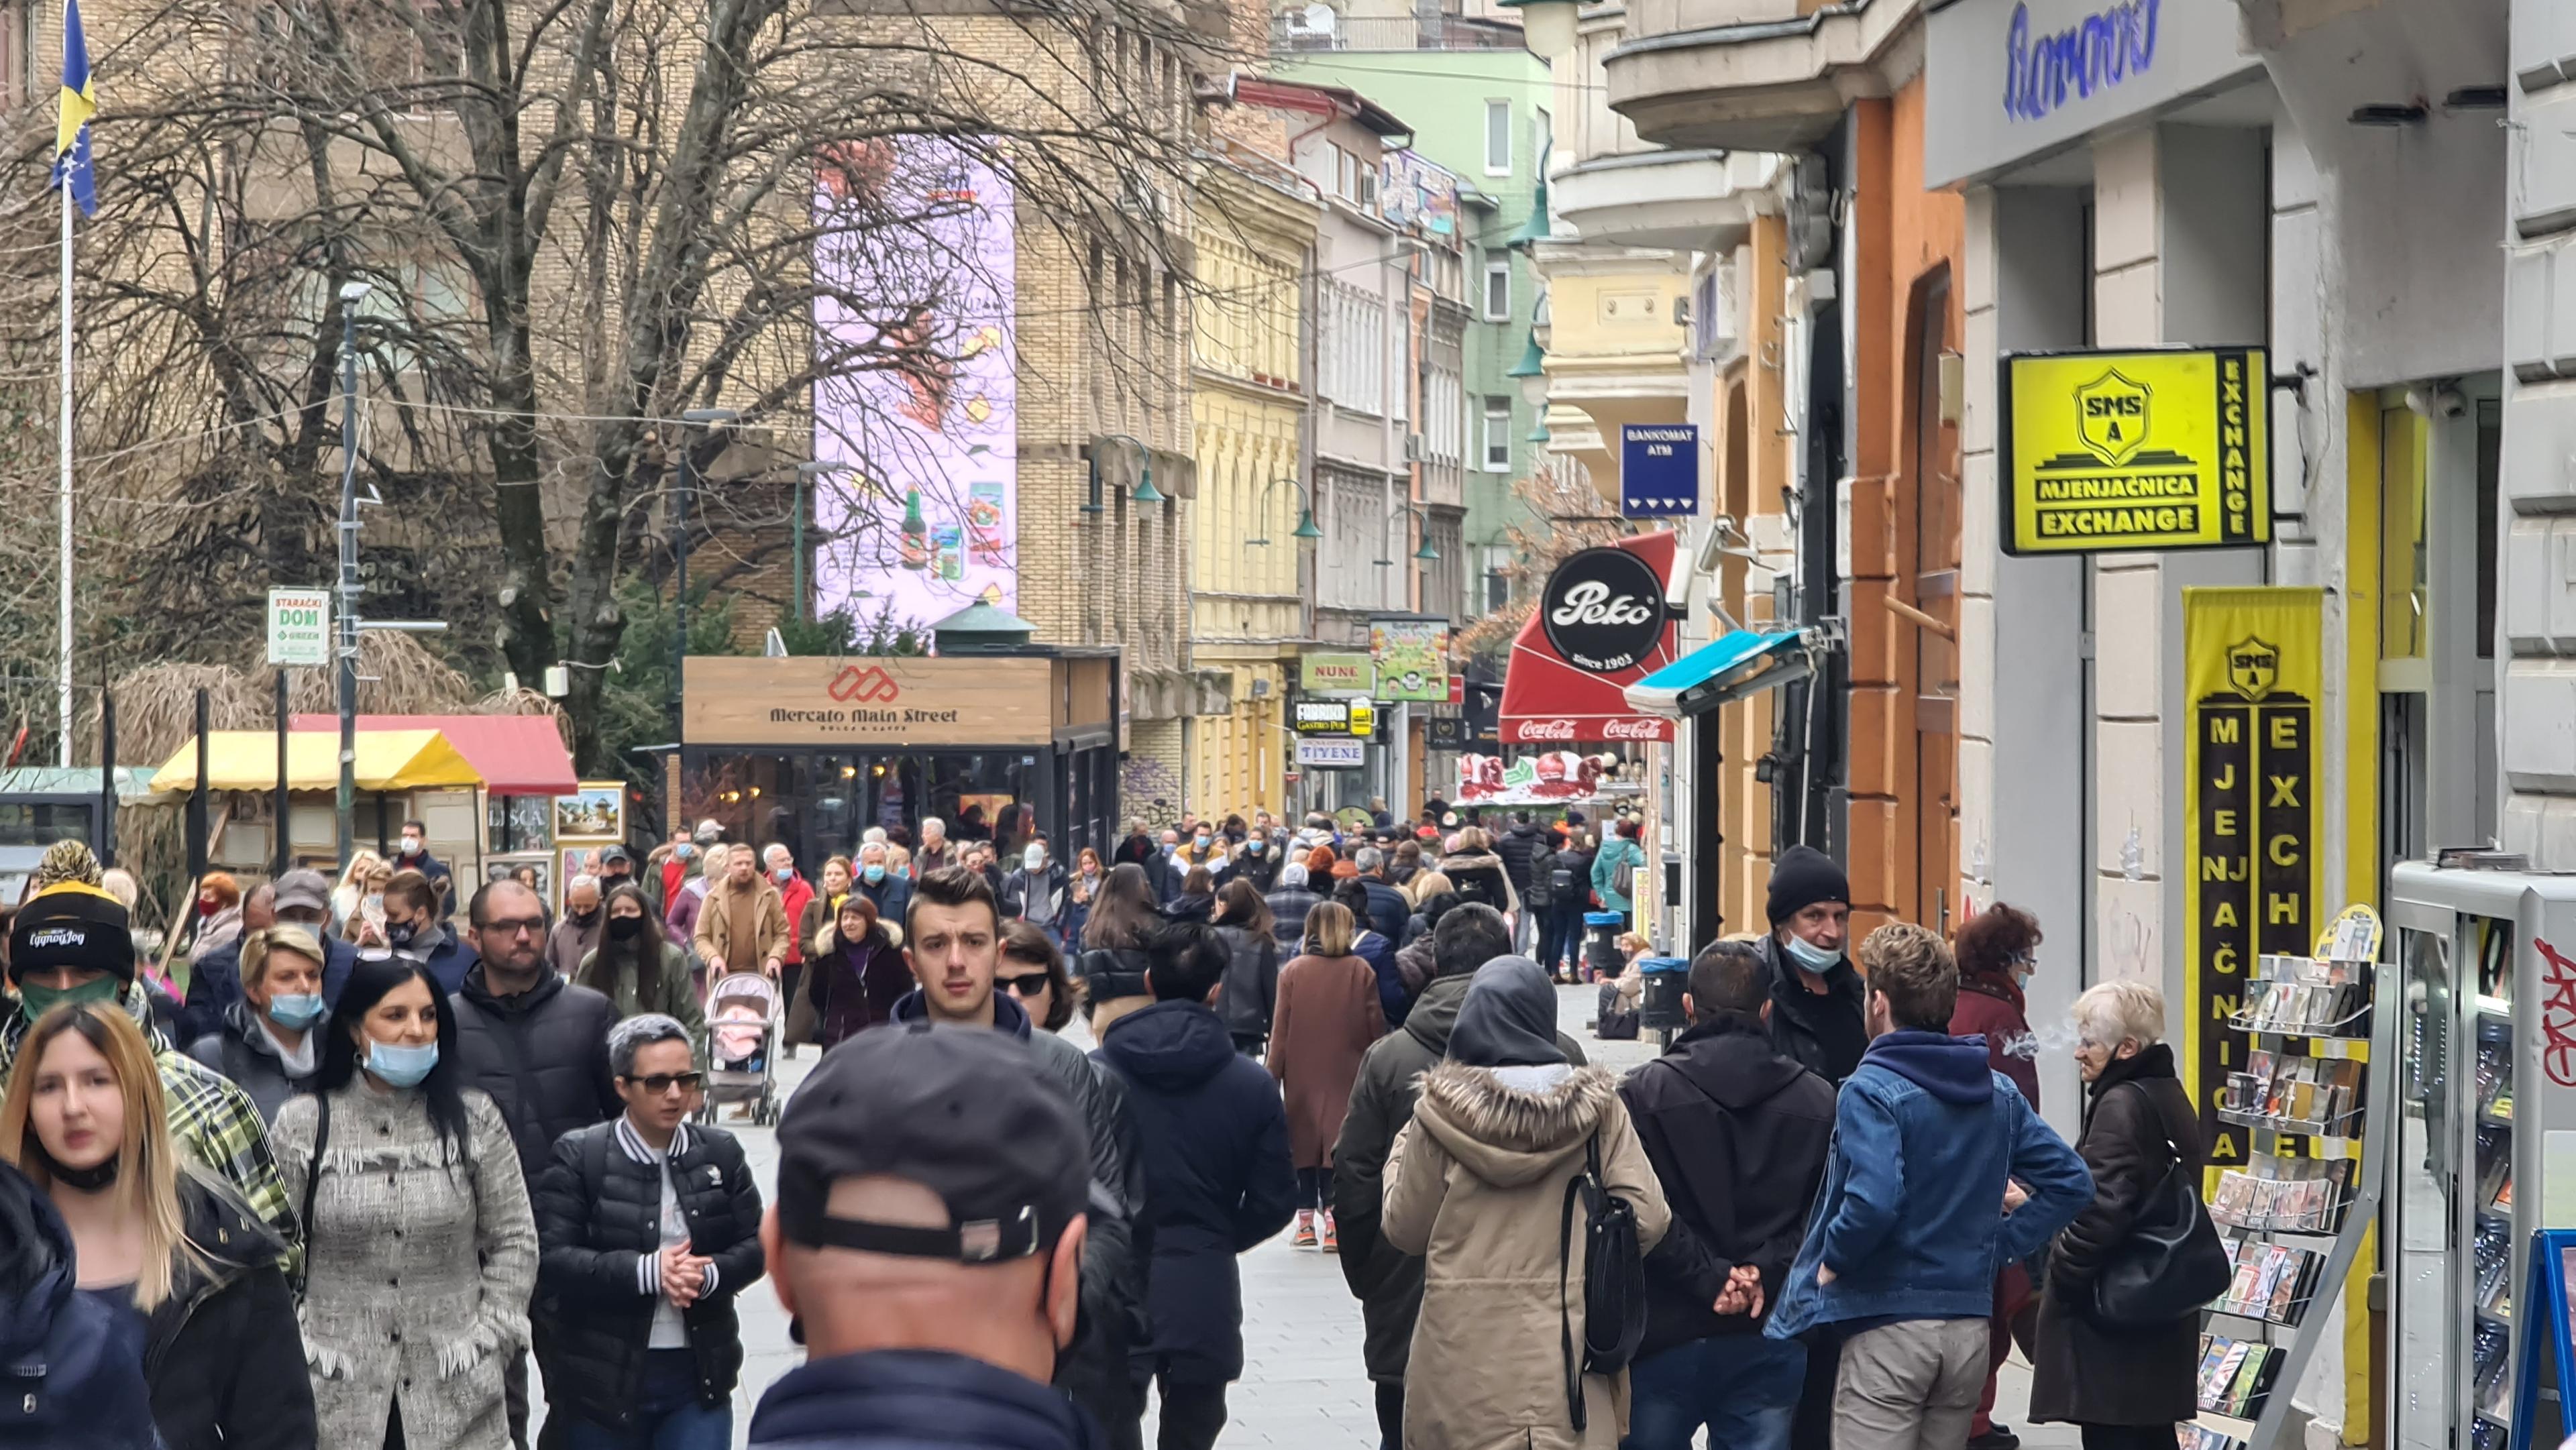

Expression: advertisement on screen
xmin=812 ymin=136 xmax=1020 ymax=626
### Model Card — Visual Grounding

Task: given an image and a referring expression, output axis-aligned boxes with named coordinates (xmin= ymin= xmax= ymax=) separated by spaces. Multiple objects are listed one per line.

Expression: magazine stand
xmin=2189 ymin=907 xmax=2392 ymax=1450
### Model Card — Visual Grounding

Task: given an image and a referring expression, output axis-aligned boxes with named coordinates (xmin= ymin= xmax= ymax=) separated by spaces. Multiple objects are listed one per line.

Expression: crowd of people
xmin=0 ymin=802 xmax=2220 ymax=1450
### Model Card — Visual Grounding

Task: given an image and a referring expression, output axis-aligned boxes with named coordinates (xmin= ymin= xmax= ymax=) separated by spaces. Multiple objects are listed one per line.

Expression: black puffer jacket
xmin=0 ymin=1160 xmax=158 ymax=1449
xmin=1079 ymin=945 xmax=1155 ymax=1005
xmin=532 ymin=1119 xmax=765 ymax=1432
xmin=1494 ymin=823 xmax=1547 ymax=896
xmin=184 ymin=1003 xmax=318 ymax=1126
xmin=1214 ymin=925 xmax=1278 ymax=1040
xmin=145 ymin=1178 xmax=315 ymax=1450
xmin=450 ymin=966 xmax=623 ymax=1186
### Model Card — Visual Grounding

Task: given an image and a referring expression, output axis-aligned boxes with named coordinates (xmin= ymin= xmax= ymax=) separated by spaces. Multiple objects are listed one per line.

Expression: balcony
xmin=1272 ymin=11 xmax=1526 ymax=52
xmin=1605 ymin=0 xmax=1920 ymax=152
xmin=1551 ymin=149 xmax=1773 ymax=252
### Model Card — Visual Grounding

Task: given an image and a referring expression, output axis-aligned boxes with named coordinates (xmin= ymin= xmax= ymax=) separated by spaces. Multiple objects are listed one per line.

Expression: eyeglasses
xmin=1000 ymin=972 xmax=1052 ymax=996
xmin=623 ymin=1071 xmax=704 ymax=1094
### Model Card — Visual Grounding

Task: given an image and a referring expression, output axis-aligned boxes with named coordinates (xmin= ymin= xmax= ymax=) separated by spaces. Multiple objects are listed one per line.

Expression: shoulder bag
xmin=1557 ymin=1135 xmax=1647 ymax=1433
xmin=2086 ymin=1082 xmax=2230 ymax=1327
xmin=292 ymin=1093 xmax=331 ymax=1301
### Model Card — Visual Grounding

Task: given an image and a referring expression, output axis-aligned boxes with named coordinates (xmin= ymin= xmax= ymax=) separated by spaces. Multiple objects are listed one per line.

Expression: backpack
xmin=1556 ymin=1135 xmax=1647 ymax=1433
xmin=1550 ymin=860 xmax=1579 ymax=898
xmin=1525 ymin=853 xmax=1556 ymax=909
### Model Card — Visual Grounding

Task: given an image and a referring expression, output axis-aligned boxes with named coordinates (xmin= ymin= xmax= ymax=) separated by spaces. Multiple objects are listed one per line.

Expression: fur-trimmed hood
xmin=1411 ymin=1060 xmax=1621 ymax=1188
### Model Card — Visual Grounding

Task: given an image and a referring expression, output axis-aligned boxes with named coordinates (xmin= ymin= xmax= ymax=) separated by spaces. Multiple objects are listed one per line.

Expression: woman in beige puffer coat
xmin=1383 ymin=955 xmax=1668 ymax=1450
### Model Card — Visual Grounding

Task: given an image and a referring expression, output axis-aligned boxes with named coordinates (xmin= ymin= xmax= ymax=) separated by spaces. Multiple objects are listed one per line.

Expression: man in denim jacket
xmin=1765 ymin=923 xmax=2091 ymax=1450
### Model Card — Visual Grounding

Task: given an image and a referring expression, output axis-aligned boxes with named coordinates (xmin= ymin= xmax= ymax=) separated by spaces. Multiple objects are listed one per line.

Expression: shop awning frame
xmin=149 ymin=730 xmax=486 ymax=794
xmin=1622 ymin=628 xmax=1814 ymax=719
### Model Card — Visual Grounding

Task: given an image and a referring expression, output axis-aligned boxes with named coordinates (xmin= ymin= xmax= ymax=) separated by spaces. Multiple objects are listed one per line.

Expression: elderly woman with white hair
xmin=2027 ymin=979 xmax=2204 ymax=1450
xmin=1265 ymin=860 xmax=1324 ymax=951
xmin=533 ymin=1013 xmax=765 ymax=1450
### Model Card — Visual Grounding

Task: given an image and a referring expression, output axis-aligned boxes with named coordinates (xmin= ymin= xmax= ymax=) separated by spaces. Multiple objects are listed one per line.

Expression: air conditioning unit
xmin=1403 ymin=432 xmax=1428 ymax=462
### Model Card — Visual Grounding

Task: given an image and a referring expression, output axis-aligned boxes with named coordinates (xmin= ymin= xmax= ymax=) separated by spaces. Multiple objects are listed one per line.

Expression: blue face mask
xmin=862 ymin=864 xmax=886 ymax=884
xmin=267 ymin=994 xmax=327 ymax=1030
xmin=366 ymin=1038 xmax=439 ymax=1089
xmin=1782 ymin=932 xmax=1842 ymax=973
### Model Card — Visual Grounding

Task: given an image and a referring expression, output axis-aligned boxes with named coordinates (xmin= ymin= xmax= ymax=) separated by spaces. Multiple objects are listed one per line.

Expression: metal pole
xmin=335 ymin=288 xmax=364 ymax=873
xmin=672 ymin=443 xmax=693 ymax=744
xmin=274 ymin=669 xmax=291 ymax=876
xmin=791 ymin=471 xmax=805 ymax=624
xmin=188 ymin=689 xmax=209 ymax=886
xmin=58 ymin=181 xmax=73 ymax=768
xmin=97 ymin=675 xmax=115 ymax=867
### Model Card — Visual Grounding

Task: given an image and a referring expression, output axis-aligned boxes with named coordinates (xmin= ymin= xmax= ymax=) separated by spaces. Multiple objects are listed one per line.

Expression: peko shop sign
xmin=2002 ymin=0 xmax=2157 ymax=123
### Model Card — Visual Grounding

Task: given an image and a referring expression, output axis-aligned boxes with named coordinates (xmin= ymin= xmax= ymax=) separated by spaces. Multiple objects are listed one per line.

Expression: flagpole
xmin=57 ymin=176 xmax=72 ymax=769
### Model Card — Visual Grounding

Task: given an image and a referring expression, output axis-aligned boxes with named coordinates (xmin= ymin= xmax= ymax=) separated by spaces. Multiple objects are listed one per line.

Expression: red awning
xmin=290 ymin=714 xmax=579 ymax=795
xmin=1497 ymin=531 xmax=1682 ymax=745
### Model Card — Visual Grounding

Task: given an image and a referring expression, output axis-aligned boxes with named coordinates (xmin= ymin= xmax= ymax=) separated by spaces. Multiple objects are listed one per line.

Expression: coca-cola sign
xmin=1503 ymin=716 xmax=1674 ymax=744
xmin=1540 ymin=547 xmax=1668 ymax=673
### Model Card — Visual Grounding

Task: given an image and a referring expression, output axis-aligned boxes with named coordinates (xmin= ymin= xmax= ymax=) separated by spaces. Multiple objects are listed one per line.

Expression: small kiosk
xmin=678 ymin=607 xmax=1120 ymax=867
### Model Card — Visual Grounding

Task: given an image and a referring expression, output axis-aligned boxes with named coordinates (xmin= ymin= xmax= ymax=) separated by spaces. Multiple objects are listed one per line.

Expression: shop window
xmin=486 ymin=793 xmax=550 ymax=854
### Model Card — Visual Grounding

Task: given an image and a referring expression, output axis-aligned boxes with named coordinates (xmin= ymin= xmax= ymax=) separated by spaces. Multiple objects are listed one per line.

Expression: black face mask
xmin=606 ymin=915 xmax=646 ymax=942
xmin=570 ymin=907 xmax=600 ymax=927
xmin=32 ymin=1140 xmax=118 ymax=1193
xmin=386 ymin=920 xmax=421 ymax=948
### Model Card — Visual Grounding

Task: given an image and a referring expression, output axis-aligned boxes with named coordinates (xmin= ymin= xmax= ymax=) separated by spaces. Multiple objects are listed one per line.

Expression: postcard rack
xmin=2192 ymin=909 xmax=2392 ymax=1450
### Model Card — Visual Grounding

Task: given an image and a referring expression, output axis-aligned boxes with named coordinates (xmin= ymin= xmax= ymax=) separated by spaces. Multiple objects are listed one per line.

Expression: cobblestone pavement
xmin=551 ymin=986 xmax=2061 ymax=1448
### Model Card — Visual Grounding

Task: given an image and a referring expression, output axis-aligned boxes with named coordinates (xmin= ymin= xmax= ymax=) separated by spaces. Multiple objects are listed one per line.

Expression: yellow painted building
xmin=1188 ymin=146 xmax=1321 ymax=821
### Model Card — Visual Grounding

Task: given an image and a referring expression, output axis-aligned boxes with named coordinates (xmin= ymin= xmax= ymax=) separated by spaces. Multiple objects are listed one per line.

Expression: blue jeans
xmin=559 ymin=1349 xmax=732 ymax=1450
xmin=1622 ymin=1333 xmax=1807 ymax=1450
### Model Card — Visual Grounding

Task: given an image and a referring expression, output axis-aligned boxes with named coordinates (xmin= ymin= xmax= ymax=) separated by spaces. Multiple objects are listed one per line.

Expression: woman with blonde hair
xmin=331 ymin=851 xmax=387 ymax=931
xmin=1401 ymin=868 xmax=1455 ymax=913
xmin=185 ymin=924 xmax=329 ymax=1124
xmin=1266 ymin=901 xmax=1384 ymax=1251
xmin=0 ymin=1000 xmax=314 ymax=1449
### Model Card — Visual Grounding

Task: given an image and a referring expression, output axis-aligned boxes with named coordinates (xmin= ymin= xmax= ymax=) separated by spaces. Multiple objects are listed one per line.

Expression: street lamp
xmin=1248 ymin=478 xmax=1324 ymax=546
xmin=672 ymin=407 xmax=739 ymax=744
xmin=1498 ymin=0 xmax=1578 ymax=59
xmin=792 ymin=461 xmax=851 ymax=624
xmin=1409 ymin=504 xmax=1440 ymax=563
xmin=1507 ymin=331 xmax=1548 ymax=407
xmin=1086 ymin=433 xmax=1164 ymax=512
xmin=334 ymin=279 xmax=371 ymax=870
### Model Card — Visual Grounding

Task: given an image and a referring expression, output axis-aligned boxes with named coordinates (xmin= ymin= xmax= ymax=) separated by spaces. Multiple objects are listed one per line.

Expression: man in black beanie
xmin=1760 ymin=845 xmax=1868 ymax=1085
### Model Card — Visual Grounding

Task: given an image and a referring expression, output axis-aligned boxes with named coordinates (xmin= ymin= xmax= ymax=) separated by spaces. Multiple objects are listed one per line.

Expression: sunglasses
xmin=622 ymin=1071 xmax=704 ymax=1095
xmin=1000 ymin=972 xmax=1053 ymax=996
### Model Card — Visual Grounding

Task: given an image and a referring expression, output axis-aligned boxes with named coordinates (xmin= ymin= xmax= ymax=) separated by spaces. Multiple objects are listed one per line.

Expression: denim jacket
xmin=1765 ymin=1029 xmax=2091 ymax=1339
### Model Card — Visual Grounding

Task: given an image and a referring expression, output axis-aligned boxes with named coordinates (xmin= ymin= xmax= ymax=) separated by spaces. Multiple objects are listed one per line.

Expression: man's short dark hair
xmin=402 ymin=819 xmax=427 ymax=835
xmin=1860 ymin=922 xmax=1957 ymax=1031
xmin=1146 ymin=920 xmax=1228 ymax=1003
xmin=1431 ymin=903 xmax=1511 ymax=979
xmin=467 ymin=876 xmax=536 ymax=928
xmin=1686 ymin=940 xmax=1768 ymax=1021
xmin=1513 ymin=810 xmax=1532 ymax=826
xmin=906 ymin=865 xmax=1001 ymax=941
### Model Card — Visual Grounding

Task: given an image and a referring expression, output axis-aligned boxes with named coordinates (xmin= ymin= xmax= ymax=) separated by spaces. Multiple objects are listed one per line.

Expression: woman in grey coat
xmin=272 ymin=956 xmax=539 ymax=1450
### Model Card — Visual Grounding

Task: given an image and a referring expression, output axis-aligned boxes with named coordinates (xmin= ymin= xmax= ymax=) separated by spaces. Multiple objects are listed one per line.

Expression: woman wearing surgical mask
xmin=0 ymin=1001 xmax=317 ymax=1450
xmin=184 ymin=925 xmax=329 ymax=1125
xmin=577 ymin=885 xmax=708 ymax=1058
xmin=272 ymin=956 xmax=538 ymax=1450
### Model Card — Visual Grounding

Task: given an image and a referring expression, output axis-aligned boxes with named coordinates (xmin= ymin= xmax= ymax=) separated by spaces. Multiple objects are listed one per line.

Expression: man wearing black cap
xmin=1 ymin=843 xmax=294 ymax=1243
xmin=1762 ymin=844 xmax=1869 ymax=1085
xmin=748 ymin=1024 xmax=1106 ymax=1449
xmin=890 ymin=867 xmax=1150 ymax=1450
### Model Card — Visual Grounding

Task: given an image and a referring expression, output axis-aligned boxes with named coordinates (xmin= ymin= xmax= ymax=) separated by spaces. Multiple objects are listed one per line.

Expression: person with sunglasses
xmin=534 ymin=1015 xmax=765 ymax=1450
xmin=997 ymin=919 xmax=1077 ymax=1034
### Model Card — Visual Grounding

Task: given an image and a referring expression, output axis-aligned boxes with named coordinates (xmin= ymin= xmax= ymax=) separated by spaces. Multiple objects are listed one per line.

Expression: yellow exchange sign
xmin=2000 ymin=347 xmax=2271 ymax=555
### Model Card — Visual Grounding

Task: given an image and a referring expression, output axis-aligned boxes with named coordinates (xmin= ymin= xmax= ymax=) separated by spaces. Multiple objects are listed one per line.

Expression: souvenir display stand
xmin=2188 ymin=907 xmax=2392 ymax=1450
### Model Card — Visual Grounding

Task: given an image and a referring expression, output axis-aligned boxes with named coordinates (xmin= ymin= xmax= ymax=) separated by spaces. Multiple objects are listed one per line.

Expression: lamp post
xmin=334 ymin=280 xmax=370 ymax=871
xmin=793 ymin=461 xmax=849 ymax=625
xmin=1085 ymin=433 xmax=1163 ymax=513
xmin=1247 ymin=478 xmax=1324 ymax=546
xmin=672 ymin=408 xmax=739 ymax=744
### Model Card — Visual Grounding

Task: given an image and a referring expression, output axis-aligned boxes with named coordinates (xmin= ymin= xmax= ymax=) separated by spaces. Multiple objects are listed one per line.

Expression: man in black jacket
xmin=1331 ymin=905 xmax=1584 ymax=1450
xmin=893 ymin=867 xmax=1152 ymax=1450
xmin=1617 ymin=940 xmax=1836 ymax=1450
xmin=1492 ymin=813 xmax=1547 ymax=952
xmin=449 ymin=877 xmax=622 ymax=1449
xmin=1350 ymin=848 xmax=1410 ymax=944
xmin=1760 ymin=846 xmax=1869 ymax=1084
xmin=534 ymin=1014 xmax=765 ymax=1447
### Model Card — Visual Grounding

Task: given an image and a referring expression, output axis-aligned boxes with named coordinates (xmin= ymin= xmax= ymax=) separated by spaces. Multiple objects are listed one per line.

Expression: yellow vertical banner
xmin=2182 ymin=587 xmax=2326 ymax=1172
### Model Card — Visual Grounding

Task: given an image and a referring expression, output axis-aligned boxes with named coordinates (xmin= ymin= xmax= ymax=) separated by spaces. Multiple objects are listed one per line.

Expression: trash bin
xmin=1638 ymin=956 xmax=1688 ymax=1031
xmin=1583 ymin=911 xmax=1625 ymax=981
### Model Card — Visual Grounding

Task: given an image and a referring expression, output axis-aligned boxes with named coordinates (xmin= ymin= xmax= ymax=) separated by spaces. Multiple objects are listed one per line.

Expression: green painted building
xmin=1273 ymin=24 xmax=1551 ymax=620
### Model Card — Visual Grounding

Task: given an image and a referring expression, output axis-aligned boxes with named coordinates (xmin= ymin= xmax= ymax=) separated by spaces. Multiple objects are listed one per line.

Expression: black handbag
xmin=2087 ymin=1086 xmax=2229 ymax=1327
xmin=1557 ymin=1135 xmax=1647 ymax=1433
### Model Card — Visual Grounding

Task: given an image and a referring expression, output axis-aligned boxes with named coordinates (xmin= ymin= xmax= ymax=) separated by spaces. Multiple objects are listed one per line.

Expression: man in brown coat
xmin=693 ymin=842 xmax=789 ymax=979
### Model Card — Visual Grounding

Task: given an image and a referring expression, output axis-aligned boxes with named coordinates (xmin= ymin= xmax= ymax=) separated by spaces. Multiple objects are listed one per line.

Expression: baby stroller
xmin=696 ymin=970 xmax=782 ymax=1127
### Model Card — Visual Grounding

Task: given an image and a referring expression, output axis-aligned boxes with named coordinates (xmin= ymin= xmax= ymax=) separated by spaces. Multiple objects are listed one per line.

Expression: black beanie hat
xmin=1766 ymin=845 xmax=1850 ymax=928
xmin=9 ymin=882 xmax=134 ymax=985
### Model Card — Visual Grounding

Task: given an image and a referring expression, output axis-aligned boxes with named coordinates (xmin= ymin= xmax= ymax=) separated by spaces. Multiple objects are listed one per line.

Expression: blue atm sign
xmin=1620 ymin=425 xmax=1699 ymax=518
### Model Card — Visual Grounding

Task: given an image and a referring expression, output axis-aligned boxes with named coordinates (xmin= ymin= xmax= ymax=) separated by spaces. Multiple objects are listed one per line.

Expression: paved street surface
xmin=579 ymin=987 xmax=2063 ymax=1448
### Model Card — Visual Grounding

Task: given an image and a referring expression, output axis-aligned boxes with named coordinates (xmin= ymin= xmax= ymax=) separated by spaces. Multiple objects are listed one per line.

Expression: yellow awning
xmin=149 ymin=730 xmax=486 ymax=794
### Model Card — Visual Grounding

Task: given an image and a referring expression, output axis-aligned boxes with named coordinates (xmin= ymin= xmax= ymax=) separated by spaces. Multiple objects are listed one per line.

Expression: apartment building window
xmin=1482 ymin=397 xmax=1511 ymax=471
xmin=1484 ymin=100 xmax=1511 ymax=176
xmin=1483 ymin=259 xmax=1511 ymax=321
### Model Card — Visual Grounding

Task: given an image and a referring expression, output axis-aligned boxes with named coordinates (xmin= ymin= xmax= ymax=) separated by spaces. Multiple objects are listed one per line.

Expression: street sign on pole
xmin=266 ymin=588 xmax=331 ymax=667
xmin=1619 ymin=424 xmax=1699 ymax=518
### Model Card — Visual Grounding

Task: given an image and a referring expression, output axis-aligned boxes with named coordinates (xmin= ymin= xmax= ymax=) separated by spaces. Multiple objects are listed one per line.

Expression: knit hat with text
xmin=1765 ymin=845 xmax=1851 ymax=928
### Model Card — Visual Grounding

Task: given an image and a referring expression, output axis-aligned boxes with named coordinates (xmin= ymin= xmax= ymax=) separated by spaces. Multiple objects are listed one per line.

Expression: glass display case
xmin=2387 ymin=865 xmax=2576 ymax=1450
